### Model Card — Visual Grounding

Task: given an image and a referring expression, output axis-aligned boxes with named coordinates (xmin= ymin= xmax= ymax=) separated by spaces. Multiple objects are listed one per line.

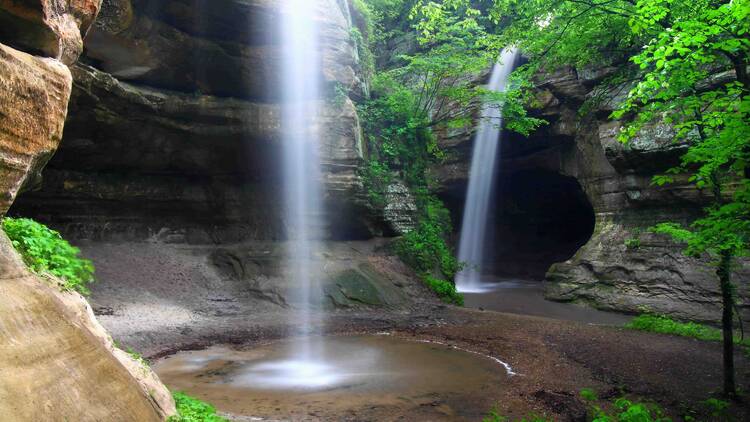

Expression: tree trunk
xmin=717 ymin=250 xmax=737 ymax=398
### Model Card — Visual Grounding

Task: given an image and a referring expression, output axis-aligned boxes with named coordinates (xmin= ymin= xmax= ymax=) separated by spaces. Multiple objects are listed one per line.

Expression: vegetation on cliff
xmin=168 ymin=392 xmax=228 ymax=422
xmin=354 ymin=0 xmax=546 ymax=303
xmin=389 ymin=0 xmax=749 ymax=398
xmin=2 ymin=217 xmax=95 ymax=295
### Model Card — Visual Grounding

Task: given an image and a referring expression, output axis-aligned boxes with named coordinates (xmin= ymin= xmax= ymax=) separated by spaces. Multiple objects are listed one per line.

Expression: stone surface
xmin=0 ymin=4 xmax=176 ymax=418
xmin=0 ymin=233 xmax=171 ymax=421
xmin=0 ymin=43 xmax=72 ymax=217
xmin=433 ymin=65 xmax=749 ymax=323
xmin=78 ymin=239 xmax=432 ymax=353
xmin=82 ymin=0 xmax=364 ymax=100
xmin=0 ymin=0 xmax=102 ymax=64
xmin=382 ymin=181 xmax=418 ymax=235
xmin=12 ymin=0 xmax=378 ymax=241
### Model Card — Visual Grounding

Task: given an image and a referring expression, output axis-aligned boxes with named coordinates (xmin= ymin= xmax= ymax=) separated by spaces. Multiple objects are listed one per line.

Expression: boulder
xmin=0 ymin=0 xmax=102 ymax=64
xmin=0 ymin=42 xmax=72 ymax=217
xmin=0 ymin=232 xmax=172 ymax=421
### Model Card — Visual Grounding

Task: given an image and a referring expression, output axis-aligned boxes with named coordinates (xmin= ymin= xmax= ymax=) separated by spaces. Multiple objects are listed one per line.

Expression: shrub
xmin=2 ymin=217 xmax=94 ymax=295
xmin=424 ymin=275 xmax=463 ymax=305
xmin=168 ymin=392 xmax=228 ymax=422
xmin=626 ymin=314 xmax=750 ymax=347
xmin=391 ymin=191 xmax=463 ymax=305
xmin=581 ymin=389 xmax=671 ymax=422
xmin=359 ymin=158 xmax=392 ymax=207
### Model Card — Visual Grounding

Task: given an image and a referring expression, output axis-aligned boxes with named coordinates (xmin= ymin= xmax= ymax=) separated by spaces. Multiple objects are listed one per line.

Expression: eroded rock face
xmin=12 ymin=0 xmax=376 ymax=241
xmin=0 ymin=0 xmax=102 ymax=64
xmin=433 ymin=66 xmax=749 ymax=323
xmin=0 ymin=43 xmax=72 ymax=217
xmin=0 ymin=2 xmax=175 ymax=418
xmin=83 ymin=0 xmax=364 ymax=100
xmin=0 ymin=233 xmax=171 ymax=421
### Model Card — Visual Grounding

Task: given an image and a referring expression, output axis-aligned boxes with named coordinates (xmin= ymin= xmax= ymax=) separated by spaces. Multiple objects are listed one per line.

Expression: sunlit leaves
xmin=2 ymin=217 xmax=95 ymax=294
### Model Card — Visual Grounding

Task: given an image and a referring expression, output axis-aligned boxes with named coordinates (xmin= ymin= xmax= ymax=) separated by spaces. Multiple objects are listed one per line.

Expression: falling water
xmin=455 ymin=49 xmax=519 ymax=293
xmin=279 ymin=0 xmax=326 ymax=378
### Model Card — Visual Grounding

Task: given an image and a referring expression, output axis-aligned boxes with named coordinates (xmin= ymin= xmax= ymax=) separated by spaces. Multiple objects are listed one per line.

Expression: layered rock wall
xmin=11 ymin=0 xmax=379 ymax=241
xmin=0 ymin=1 xmax=175 ymax=419
xmin=433 ymin=66 xmax=749 ymax=323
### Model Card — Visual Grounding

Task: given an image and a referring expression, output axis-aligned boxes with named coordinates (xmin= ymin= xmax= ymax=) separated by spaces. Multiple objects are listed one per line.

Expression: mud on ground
xmin=83 ymin=239 xmax=749 ymax=421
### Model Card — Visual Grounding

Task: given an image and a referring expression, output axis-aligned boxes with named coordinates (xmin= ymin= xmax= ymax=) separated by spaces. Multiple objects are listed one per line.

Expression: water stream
xmin=456 ymin=49 xmax=519 ymax=293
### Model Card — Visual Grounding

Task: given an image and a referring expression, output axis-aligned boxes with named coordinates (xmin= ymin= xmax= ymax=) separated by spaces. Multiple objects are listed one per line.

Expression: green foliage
xmin=358 ymin=73 xmax=437 ymax=186
xmin=393 ymin=193 xmax=464 ymax=305
xmin=394 ymin=195 xmax=459 ymax=278
xmin=359 ymin=158 xmax=393 ymax=207
xmin=624 ymin=237 xmax=641 ymax=250
xmin=355 ymin=31 xmax=464 ymax=305
xmin=359 ymin=0 xmax=418 ymax=62
xmin=484 ymin=389 xmax=669 ymax=422
xmin=350 ymin=26 xmax=376 ymax=83
xmin=580 ymin=388 xmax=599 ymax=402
xmin=702 ymin=397 xmax=731 ymax=419
xmin=328 ymin=81 xmax=350 ymax=108
xmin=424 ymin=275 xmax=463 ymax=305
xmin=581 ymin=389 xmax=671 ymax=422
xmin=2 ymin=217 xmax=95 ymax=295
xmin=626 ymin=314 xmax=750 ymax=347
xmin=168 ymin=392 xmax=228 ymax=422
xmin=126 ymin=347 xmax=149 ymax=368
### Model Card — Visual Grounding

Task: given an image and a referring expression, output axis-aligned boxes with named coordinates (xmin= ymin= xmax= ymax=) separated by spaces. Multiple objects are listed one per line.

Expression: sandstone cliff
xmin=433 ymin=66 xmax=749 ymax=323
xmin=0 ymin=1 xmax=175 ymax=420
xmin=12 ymin=0 xmax=379 ymax=242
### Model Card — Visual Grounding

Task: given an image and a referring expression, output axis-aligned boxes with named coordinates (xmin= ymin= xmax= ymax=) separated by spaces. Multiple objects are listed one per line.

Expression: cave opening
xmin=444 ymin=168 xmax=595 ymax=281
xmin=485 ymin=169 xmax=595 ymax=279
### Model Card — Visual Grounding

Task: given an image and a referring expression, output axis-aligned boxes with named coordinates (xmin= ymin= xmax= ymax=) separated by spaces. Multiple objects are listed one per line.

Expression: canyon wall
xmin=11 ymin=0 xmax=386 ymax=242
xmin=434 ymin=66 xmax=749 ymax=323
xmin=8 ymin=0 xmax=745 ymax=326
xmin=0 ymin=1 xmax=174 ymax=420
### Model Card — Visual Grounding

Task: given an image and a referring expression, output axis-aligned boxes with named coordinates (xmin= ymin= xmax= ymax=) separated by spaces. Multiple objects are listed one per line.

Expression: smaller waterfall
xmin=455 ymin=49 xmax=519 ymax=293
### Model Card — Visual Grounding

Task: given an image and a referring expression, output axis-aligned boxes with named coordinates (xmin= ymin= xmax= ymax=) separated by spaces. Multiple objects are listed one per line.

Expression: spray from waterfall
xmin=281 ymin=0 xmax=324 ymax=362
xmin=455 ymin=49 xmax=519 ymax=293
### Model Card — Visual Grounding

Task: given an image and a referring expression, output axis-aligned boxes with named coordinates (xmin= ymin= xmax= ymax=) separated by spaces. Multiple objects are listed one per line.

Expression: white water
xmin=280 ymin=0 xmax=324 ymax=369
xmin=455 ymin=49 xmax=519 ymax=293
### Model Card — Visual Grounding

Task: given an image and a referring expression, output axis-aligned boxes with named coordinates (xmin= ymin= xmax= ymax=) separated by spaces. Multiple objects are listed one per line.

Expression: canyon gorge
xmin=1 ymin=0 xmax=747 ymax=420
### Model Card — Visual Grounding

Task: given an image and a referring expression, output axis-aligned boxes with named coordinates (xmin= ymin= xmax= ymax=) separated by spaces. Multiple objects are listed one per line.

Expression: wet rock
xmin=432 ymin=63 xmax=749 ymax=323
xmin=382 ymin=181 xmax=418 ymax=235
xmin=83 ymin=0 xmax=363 ymax=100
xmin=327 ymin=269 xmax=387 ymax=307
xmin=11 ymin=0 xmax=376 ymax=241
xmin=0 ymin=0 xmax=102 ymax=64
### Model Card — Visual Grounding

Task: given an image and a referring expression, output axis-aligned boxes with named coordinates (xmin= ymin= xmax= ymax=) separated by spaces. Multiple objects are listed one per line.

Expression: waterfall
xmin=281 ymin=0 xmax=324 ymax=360
xmin=455 ymin=49 xmax=519 ymax=293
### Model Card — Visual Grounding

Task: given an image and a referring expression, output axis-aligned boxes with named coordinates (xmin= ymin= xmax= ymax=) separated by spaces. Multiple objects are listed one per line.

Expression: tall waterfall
xmin=455 ymin=49 xmax=519 ymax=293
xmin=281 ymin=0 xmax=323 ymax=360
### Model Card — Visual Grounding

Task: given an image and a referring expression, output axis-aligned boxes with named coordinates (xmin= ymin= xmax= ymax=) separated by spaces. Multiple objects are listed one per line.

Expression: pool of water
xmin=153 ymin=335 xmax=510 ymax=421
xmin=462 ymin=278 xmax=631 ymax=325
